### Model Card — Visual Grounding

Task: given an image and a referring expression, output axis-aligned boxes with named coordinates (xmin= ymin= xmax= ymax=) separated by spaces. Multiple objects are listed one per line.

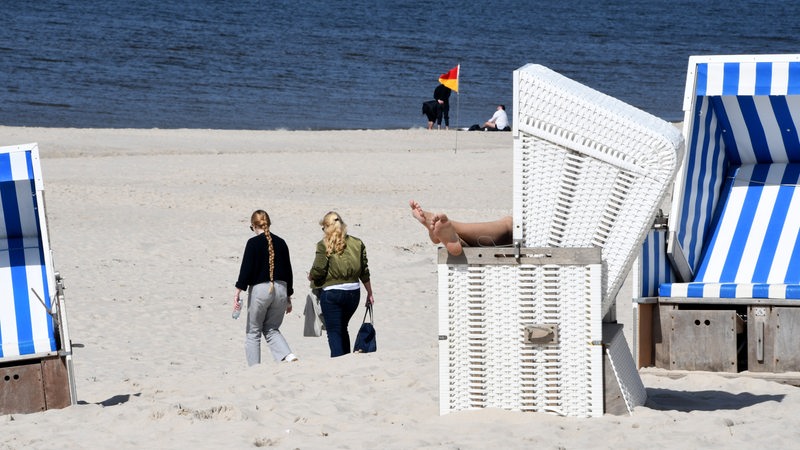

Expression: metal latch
xmin=524 ymin=324 xmax=558 ymax=345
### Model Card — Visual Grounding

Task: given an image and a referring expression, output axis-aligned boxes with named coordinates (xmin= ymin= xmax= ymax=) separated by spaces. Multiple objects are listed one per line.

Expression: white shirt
xmin=490 ymin=109 xmax=509 ymax=130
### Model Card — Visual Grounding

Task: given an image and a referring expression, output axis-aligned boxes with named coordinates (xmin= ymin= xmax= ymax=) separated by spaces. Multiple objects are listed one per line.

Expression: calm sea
xmin=2 ymin=0 xmax=799 ymax=130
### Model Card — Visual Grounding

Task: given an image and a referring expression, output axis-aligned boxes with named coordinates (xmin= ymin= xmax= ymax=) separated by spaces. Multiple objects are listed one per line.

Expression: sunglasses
xmin=321 ymin=218 xmax=339 ymax=231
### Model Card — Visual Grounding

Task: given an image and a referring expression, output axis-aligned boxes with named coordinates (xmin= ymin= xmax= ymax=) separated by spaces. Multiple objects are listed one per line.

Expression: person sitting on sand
xmin=409 ymin=200 xmax=513 ymax=256
xmin=483 ymin=104 xmax=510 ymax=131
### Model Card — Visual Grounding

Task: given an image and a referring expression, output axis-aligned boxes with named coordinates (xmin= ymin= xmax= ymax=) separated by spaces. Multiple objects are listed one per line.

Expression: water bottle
xmin=232 ymin=299 xmax=242 ymax=319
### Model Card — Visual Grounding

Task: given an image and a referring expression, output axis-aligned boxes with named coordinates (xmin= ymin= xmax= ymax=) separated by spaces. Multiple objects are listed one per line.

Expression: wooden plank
xmin=775 ymin=307 xmax=800 ymax=372
xmin=41 ymin=356 xmax=71 ymax=410
xmin=748 ymin=306 xmax=772 ymax=372
xmin=637 ymin=303 xmax=654 ymax=368
xmin=667 ymin=310 xmax=738 ymax=372
xmin=0 ymin=361 xmax=46 ymax=415
xmin=748 ymin=306 xmax=800 ymax=372
xmin=654 ymin=304 xmax=672 ymax=369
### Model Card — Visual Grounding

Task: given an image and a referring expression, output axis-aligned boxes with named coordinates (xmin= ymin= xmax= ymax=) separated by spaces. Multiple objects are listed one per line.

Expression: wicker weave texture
xmin=438 ymin=262 xmax=603 ymax=417
xmin=512 ymin=64 xmax=682 ymax=315
xmin=605 ymin=324 xmax=647 ymax=413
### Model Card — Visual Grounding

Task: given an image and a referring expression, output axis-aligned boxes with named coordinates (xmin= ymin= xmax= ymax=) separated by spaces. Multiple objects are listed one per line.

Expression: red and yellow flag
xmin=438 ymin=65 xmax=459 ymax=92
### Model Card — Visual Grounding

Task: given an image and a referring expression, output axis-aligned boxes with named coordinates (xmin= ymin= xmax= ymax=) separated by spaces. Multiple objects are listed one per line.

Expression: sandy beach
xmin=2 ymin=126 xmax=800 ymax=449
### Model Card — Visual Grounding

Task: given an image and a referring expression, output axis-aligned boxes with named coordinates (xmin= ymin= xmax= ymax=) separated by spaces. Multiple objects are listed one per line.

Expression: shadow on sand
xmin=646 ymin=388 xmax=784 ymax=412
xmin=77 ymin=393 xmax=141 ymax=407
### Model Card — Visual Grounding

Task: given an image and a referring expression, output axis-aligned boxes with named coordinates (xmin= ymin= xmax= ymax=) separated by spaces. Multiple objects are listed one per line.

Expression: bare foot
xmin=409 ymin=200 xmax=440 ymax=244
xmin=431 ymin=213 xmax=463 ymax=256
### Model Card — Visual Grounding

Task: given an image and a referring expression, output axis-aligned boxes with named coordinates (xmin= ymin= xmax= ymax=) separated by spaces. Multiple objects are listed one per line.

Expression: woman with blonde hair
xmin=234 ymin=209 xmax=298 ymax=365
xmin=308 ymin=211 xmax=374 ymax=357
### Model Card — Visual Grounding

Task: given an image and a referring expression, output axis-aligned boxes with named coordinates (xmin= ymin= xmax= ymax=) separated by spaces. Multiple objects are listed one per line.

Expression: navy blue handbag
xmin=353 ymin=304 xmax=376 ymax=353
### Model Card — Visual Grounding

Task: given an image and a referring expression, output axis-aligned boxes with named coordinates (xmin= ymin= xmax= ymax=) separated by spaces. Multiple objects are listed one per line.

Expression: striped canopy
xmin=0 ymin=143 xmax=57 ymax=359
xmin=663 ymin=55 xmax=800 ymax=299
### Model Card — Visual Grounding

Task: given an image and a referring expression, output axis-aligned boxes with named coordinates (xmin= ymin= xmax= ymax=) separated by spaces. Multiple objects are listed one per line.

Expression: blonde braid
xmin=251 ymin=209 xmax=275 ymax=293
xmin=265 ymin=232 xmax=275 ymax=293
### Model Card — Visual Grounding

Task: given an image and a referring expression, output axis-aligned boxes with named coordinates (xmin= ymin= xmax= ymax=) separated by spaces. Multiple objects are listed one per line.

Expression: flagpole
xmin=438 ymin=64 xmax=460 ymax=153
xmin=454 ymin=64 xmax=460 ymax=153
xmin=454 ymin=91 xmax=459 ymax=153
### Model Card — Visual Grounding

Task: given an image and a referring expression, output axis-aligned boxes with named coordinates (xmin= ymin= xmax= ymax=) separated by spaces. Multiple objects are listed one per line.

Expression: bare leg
xmin=410 ymin=200 xmax=513 ymax=255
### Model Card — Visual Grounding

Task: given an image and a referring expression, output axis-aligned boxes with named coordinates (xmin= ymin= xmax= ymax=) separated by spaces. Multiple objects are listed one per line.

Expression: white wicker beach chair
xmin=0 ymin=143 xmax=76 ymax=414
xmin=439 ymin=64 xmax=682 ymax=417
xmin=638 ymin=54 xmax=800 ymax=373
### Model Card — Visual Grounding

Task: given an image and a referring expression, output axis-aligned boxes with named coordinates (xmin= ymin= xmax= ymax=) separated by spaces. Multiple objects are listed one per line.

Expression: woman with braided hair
xmin=308 ymin=211 xmax=375 ymax=357
xmin=234 ymin=209 xmax=298 ymax=365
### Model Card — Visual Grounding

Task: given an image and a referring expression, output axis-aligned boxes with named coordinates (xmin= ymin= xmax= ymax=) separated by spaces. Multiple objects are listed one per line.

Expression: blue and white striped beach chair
xmin=1 ymin=142 xmax=76 ymax=414
xmin=638 ymin=55 xmax=800 ymax=373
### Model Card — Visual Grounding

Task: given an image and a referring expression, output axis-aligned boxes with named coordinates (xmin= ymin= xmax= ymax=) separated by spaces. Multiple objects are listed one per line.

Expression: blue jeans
xmin=320 ymin=288 xmax=360 ymax=357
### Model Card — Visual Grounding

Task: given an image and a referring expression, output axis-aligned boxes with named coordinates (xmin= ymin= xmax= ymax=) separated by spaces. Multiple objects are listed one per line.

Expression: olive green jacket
xmin=309 ymin=235 xmax=370 ymax=289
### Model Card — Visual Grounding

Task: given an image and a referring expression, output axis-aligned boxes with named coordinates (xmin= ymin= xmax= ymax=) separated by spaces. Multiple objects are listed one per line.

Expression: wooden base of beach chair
xmin=654 ymin=305 xmax=742 ymax=373
xmin=0 ymin=355 xmax=72 ymax=415
xmin=637 ymin=299 xmax=800 ymax=374
xmin=748 ymin=306 xmax=800 ymax=373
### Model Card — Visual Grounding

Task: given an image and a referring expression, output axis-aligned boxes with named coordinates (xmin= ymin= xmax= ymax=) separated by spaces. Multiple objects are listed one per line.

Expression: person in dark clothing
xmin=433 ymin=84 xmax=452 ymax=129
xmin=234 ymin=209 xmax=298 ymax=365
xmin=422 ymin=99 xmax=439 ymax=129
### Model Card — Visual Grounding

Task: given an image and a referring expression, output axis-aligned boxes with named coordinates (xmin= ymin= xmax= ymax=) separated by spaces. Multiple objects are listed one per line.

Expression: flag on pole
xmin=438 ymin=65 xmax=459 ymax=92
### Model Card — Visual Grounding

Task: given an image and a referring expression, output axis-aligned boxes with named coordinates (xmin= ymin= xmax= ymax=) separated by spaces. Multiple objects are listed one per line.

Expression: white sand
xmin=2 ymin=127 xmax=800 ymax=449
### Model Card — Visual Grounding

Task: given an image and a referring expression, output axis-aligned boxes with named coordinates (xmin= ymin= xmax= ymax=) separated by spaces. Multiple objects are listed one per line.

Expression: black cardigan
xmin=235 ymin=232 xmax=294 ymax=296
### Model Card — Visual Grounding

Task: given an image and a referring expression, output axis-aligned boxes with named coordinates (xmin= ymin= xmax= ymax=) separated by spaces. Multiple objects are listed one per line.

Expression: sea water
xmin=2 ymin=0 xmax=799 ymax=130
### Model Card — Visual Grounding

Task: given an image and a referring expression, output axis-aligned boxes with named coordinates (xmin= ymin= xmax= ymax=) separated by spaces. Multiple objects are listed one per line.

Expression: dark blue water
xmin=2 ymin=0 xmax=799 ymax=130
